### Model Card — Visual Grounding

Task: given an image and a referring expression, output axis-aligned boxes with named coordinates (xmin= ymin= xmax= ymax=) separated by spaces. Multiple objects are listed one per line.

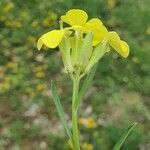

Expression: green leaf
xmin=75 ymin=63 xmax=98 ymax=108
xmin=51 ymin=80 xmax=73 ymax=143
xmin=113 ymin=122 xmax=137 ymax=150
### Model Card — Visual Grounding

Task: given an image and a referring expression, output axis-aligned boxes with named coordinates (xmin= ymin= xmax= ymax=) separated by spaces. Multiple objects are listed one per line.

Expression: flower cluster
xmin=79 ymin=117 xmax=97 ymax=128
xmin=37 ymin=9 xmax=129 ymax=78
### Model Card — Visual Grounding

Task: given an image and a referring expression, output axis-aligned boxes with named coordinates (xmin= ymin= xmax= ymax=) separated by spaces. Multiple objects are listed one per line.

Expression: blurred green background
xmin=0 ymin=0 xmax=150 ymax=149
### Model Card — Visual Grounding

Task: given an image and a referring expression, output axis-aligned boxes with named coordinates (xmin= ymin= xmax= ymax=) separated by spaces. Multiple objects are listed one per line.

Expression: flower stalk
xmin=72 ymin=76 xmax=80 ymax=150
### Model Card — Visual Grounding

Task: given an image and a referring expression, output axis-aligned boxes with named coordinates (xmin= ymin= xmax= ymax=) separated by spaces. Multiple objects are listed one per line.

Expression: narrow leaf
xmin=113 ymin=122 xmax=137 ymax=150
xmin=51 ymin=80 xmax=73 ymax=143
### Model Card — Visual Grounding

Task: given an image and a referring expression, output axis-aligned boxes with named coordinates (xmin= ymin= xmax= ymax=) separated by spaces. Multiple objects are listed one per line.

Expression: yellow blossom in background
xmin=25 ymin=87 xmax=35 ymax=97
xmin=2 ymin=2 xmax=14 ymax=13
xmin=33 ymin=66 xmax=46 ymax=78
xmin=81 ymin=143 xmax=93 ymax=150
xmin=146 ymin=26 xmax=150 ymax=34
xmin=6 ymin=61 xmax=18 ymax=70
xmin=5 ymin=20 xmax=22 ymax=28
xmin=27 ymin=36 xmax=37 ymax=46
xmin=42 ymin=17 xmax=51 ymax=27
xmin=36 ymin=84 xmax=46 ymax=92
xmin=67 ymin=139 xmax=73 ymax=149
xmin=107 ymin=0 xmax=117 ymax=9
xmin=79 ymin=117 xmax=97 ymax=128
xmin=51 ymin=12 xmax=58 ymax=20
xmin=31 ymin=20 xmax=38 ymax=27
xmin=0 ymin=67 xmax=5 ymax=79
xmin=0 ymin=77 xmax=11 ymax=92
xmin=20 ymin=10 xmax=28 ymax=19
xmin=132 ymin=56 xmax=139 ymax=64
xmin=107 ymin=17 xmax=116 ymax=27
xmin=0 ymin=16 xmax=6 ymax=22
xmin=35 ymin=71 xmax=45 ymax=78
xmin=42 ymin=12 xmax=57 ymax=27
xmin=33 ymin=66 xmax=45 ymax=72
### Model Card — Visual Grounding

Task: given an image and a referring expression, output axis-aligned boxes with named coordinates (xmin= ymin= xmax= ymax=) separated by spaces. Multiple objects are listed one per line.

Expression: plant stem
xmin=72 ymin=76 xmax=80 ymax=150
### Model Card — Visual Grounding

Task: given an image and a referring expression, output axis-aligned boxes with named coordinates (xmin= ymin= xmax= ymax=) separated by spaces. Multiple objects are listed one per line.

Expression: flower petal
xmin=108 ymin=31 xmax=129 ymax=58
xmin=37 ymin=38 xmax=43 ymax=50
xmin=92 ymin=26 xmax=108 ymax=46
xmin=83 ymin=18 xmax=108 ymax=46
xmin=70 ymin=25 xmax=84 ymax=31
xmin=108 ymin=31 xmax=121 ymax=50
xmin=120 ymin=40 xmax=130 ymax=58
xmin=61 ymin=9 xmax=88 ymax=26
xmin=84 ymin=18 xmax=103 ymax=32
xmin=37 ymin=30 xmax=65 ymax=49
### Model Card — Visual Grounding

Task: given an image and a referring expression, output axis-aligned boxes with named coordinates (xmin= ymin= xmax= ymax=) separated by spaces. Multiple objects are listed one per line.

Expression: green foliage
xmin=51 ymin=80 xmax=73 ymax=143
xmin=113 ymin=123 xmax=137 ymax=150
xmin=8 ymin=120 xmax=25 ymax=141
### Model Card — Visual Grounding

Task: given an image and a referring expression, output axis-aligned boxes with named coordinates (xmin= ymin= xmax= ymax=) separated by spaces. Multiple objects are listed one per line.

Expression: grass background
xmin=0 ymin=0 xmax=150 ymax=149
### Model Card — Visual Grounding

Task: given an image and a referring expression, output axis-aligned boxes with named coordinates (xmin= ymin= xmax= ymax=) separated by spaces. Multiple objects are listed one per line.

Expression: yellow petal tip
xmin=39 ymin=30 xmax=65 ymax=49
xmin=61 ymin=9 xmax=88 ymax=26
xmin=37 ymin=38 xmax=43 ymax=50
xmin=120 ymin=41 xmax=130 ymax=58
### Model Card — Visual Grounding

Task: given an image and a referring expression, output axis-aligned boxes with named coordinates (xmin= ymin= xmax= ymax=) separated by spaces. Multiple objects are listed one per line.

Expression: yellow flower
xmin=35 ymin=72 xmax=45 ymax=78
xmin=0 ymin=77 xmax=11 ymax=92
xmin=2 ymin=2 xmax=14 ymax=13
xmin=36 ymin=84 xmax=46 ymax=91
xmin=5 ymin=20 xmax=22 ymax=28
xmin=0 ymin=16 xmax=6 ymax=22
xmin=146 ymin=26 xmax=150 ymax=34
xmin=67 ymin=139 xmax=94 ymax=150
xmin=37 ymin=9 xmax=106 ymax=49
xmin=37 ymin=9 xmax=130 ymax=76
xmin=81 ymin=142 xmax=93 ymax=150
xmin=61 ymin=9 xmax=88 ymax=26
xmin=67 ymin=139 xmax=73 ymax=149
xmin=107 ymin=0 xmax=117 ymax=9
xmin=42 ymin=13 xmax=57 ymax=27
xmin=108 ymin=31 xmax=129 ymax=58
xmin=37 ymin=29 xmax=66 ymax=49
xmin=60 ymin=9 xmax=129 ymax=58
xmin=6 ymin=62 xmax=18 ymax=70
xmin=79 ymin=117 xmax=97 ymax=128
xmin=0 ymin=67 xmax=4 ymax=79
xmin=42 ymin=17 xmax=51 ymax=27
xmin=27 ymin=36 xmax=36 ymax=45
xmin=61 ymin=9 xmax=108 ymax=46
xmin=33 ymin=66 xmax=46 ymax=78
xmin=20 ymin=10 xmax=28 ymax=19
xmin=37 ymin=9 xmax=129 ymax=57
xmin=31 ymin=20 xmax=38 ymax=27
xmin=25 ymin=87 xmax=35 ymax=97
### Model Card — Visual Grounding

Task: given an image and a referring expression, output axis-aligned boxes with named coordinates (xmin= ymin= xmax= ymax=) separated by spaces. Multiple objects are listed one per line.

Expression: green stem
xmin=72 ymin=76 xmax=80 ymax=150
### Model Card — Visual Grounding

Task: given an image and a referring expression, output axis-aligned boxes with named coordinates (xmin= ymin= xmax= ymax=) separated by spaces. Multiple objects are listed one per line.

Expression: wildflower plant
xmin=37 ymin=9 xmax=136 ymax=150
